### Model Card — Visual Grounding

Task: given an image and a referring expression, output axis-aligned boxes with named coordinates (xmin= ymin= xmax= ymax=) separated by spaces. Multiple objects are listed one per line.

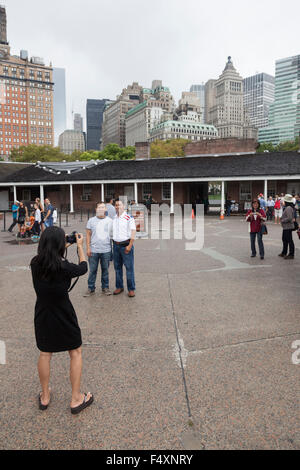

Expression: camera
xmin=66 ymin=231 xmax=78 ymax=245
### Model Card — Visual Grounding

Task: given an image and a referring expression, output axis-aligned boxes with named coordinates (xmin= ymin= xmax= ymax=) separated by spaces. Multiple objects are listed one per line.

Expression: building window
xmin=240 ymin=182 xmax=252 ymax=201
xmin=142 ymin=183 xmax=152 ymax=200
xmin=81 ymin=184 xmax=92 ymax=201
xmin=162 ymin=182 xmax=171 ymax=200
xmin=104 ymin=184 xmax=115 ymax=199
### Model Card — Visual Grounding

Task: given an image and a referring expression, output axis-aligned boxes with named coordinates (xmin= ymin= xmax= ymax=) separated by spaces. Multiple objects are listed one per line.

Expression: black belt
xmin=113 ymin=239 xmax=130 ymax=246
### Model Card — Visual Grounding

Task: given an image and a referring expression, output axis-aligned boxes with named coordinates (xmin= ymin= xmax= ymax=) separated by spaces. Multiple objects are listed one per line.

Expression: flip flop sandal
xmin=38 ymin=393 xmax=50 ymax=410
xmin=71 ymin=393 xmax=94 ymax=415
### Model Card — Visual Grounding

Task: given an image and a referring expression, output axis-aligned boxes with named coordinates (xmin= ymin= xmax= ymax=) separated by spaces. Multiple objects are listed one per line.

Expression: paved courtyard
xmin=0 ymin=214 xmax=299 ymax=450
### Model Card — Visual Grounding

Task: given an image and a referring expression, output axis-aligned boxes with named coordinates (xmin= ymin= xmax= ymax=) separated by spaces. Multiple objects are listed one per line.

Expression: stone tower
xmin=207 ymin=57 xmax=257 ymax=140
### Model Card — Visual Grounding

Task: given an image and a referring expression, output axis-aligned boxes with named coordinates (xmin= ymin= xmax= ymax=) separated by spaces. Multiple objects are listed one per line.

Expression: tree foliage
xmin=10 ymin=143 xmax=136 ymax=163
xmin=150 ymin=139 xmax=188 ymax=158
xmin=257 ymin=137 xmax=299 ymax=153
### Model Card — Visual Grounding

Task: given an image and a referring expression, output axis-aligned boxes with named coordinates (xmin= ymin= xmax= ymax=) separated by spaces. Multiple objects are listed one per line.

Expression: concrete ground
xmin=0 ymin=213 xmax=299 ymax=450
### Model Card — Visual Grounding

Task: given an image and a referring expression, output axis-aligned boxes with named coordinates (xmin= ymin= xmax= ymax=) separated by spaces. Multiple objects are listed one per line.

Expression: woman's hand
xmin=76 ymin=233 xmax=84 ymax=247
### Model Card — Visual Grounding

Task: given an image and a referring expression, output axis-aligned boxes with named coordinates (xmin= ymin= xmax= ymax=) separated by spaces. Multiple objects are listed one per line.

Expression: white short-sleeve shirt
xmin=112 ymin=212 xmax=136 ymax=242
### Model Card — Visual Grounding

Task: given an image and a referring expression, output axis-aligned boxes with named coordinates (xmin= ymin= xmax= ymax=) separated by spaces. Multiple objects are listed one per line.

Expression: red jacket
xmin=246 ymin=209 xmax=266 ymax=233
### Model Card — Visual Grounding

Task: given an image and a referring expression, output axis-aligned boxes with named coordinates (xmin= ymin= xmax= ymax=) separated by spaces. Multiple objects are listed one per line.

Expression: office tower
xmin=190 ymin=84 xmax=205 ymax=123
xmin=73 ymin=113 xmax=83 ymax=132
xmin=86 ymin=99 xmax=113 ymax=150
xmin=204 ymin=79 xmax=216 ymax=123
xmin=0 ymin=6 xmax=54 ymax=159
xmin=205 ymin=57 xmax=257 ymax=139
xmin=243 ymin=73 xmax=275 ymax=129
xmin=53 ymin=68 xmax=66 ymax=146
xmin=259 ymin=55 xmax=300 ymax=145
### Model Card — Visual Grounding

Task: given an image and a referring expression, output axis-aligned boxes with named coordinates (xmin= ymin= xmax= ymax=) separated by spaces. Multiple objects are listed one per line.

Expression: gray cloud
xmin=6 ymin=0 xmax=300 ymax=129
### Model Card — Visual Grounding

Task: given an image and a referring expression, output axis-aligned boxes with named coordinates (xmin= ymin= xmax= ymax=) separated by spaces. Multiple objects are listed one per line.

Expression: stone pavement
xmin=0 ymin=214 xmax=299 ymax=450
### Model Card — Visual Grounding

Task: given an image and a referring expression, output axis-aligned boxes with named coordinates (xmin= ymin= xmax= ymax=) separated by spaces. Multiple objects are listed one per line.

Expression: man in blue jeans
xmin=112 ymin=200 xmax=136 ymax=298
xmin=43 ymin=198 xmax=54 ymax=228
xmin=84 ymin=202 xmax=113 ymax=297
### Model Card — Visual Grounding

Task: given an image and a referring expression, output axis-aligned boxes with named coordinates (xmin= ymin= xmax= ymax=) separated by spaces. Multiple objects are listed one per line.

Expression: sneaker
xmin=102 ymin=288 xmax=112 ymax=296
xmin=83 ymin=289 xmax=95 ymax=297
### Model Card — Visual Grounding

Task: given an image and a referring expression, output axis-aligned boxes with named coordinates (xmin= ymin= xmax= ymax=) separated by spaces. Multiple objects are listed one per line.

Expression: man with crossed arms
xmin=112 ymin=199 xmax=136 ymax=298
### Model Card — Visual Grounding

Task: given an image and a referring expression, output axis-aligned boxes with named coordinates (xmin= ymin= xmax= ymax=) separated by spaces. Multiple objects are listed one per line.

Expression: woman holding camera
xmin=246 ymin=199 xmax=266 ymax=260
xmin=30 ymin=226 xmax=94 ymax=414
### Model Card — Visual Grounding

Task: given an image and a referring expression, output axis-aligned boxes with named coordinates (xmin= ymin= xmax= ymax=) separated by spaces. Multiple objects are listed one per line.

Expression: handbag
xmin=292 ymin=220 xmax=299 ymax=232
xmin=261 ymin=223 xmax=268 ymax=235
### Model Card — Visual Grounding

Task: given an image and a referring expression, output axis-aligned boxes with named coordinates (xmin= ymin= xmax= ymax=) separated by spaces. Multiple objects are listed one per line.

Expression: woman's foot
xmin=70 ymin=392 xmax=93 ymax=409
xmin=71 ymin=392 xmax=93 ymax=414
xmin=39 ymin=388 xmax=51 ymax=409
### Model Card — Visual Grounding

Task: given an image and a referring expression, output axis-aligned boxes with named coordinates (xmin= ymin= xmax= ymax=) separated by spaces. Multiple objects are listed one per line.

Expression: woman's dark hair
xmin=284 ymin=201 xmax=294 ymax=208
xmin=252 ymin=199 xmax=260 ymax=209
xmin=31 ymin=226 xmax=66 ymax=280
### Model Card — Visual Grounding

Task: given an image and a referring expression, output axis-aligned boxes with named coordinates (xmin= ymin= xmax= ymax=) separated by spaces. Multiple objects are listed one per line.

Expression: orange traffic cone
xmin=191 ymin=209 xmax=195 ymax=219
xmin=220 ymin=212 xmax=224 ymax=220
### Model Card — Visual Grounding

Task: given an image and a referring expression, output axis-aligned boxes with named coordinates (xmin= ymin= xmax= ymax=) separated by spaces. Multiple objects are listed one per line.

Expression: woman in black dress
xmin=30 ymin=226 xmax=94 ymax=414
xmin=17 ymin=201 xmax=28 ymax=233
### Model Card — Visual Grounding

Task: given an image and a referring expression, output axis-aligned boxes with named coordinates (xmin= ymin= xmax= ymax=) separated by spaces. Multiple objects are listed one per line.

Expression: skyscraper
xmin=190 ymin=84 xmax=205 ymax=123
xmin=0 ymin=6 xmax=54 ymax=159
xmin=53 ymin=68 xmax=66 ymax=146
xmin=73 ymin=113 xmax=83 ymax=132
xmin=205 ymin=57 xmax=257 ymax=139
xmin=86 ymin=99 xmax=113 ymax=150
xmin=243 ymin=73 xmax=275 ymax=129
xmin=259 ymin=55 xmax=300 ymax=145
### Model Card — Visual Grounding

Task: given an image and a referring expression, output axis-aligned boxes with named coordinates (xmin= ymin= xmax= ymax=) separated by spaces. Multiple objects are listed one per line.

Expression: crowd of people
xmin=246 ymin=193 xmax=299 ymax=260
xmin=8 ymin=198 xmax=57 ymax=238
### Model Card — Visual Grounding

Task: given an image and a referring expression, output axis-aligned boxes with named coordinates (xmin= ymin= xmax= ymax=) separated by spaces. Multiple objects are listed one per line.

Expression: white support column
xmin=264 ymin=179 xmax=268 ymax=201
xmin=13 ymin=185 xmax=17 ymax=202
xmin=40 ymin=185 xmax=44 ymax=204
xmin=170 ymin=182 xmax=174 ymax=214
xmin=134 ymin=182 xmax=138 ymax=203
xmin=101 ymin=183 xmax=105 ymax=202
xmin=221 ymin=181 xmax=225 ymax=218
xmin=69 ymin=184 xmax=74 ymax=213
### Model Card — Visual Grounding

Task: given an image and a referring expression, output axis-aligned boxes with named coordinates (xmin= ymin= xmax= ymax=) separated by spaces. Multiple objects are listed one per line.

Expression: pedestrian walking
xmin=84 ymin=202 xmax=113 ymax=297
xmin=7 ymin=200 xmax=19 ymax=232
xmin=32 ymin=202 xmax=41 ymax=236
xmin=246 ymin=199 xmax=266 ymax=260
xmin=266 ymin=196 xmax=275 ymax=221
xmin=105 ymin=197 xmax=117 ymax=219
xmin=30 ymin=226 xmax=93 ymax=414
xmin=274 ymin=195 xmax=282 ymax=224
xmin=225 ymin=196 xmax=232 ymax=216
xmin=17 ymin=201 xmax=28 ymax=234
xmin=279 ymin=194 xmax=295 ymax=260
xmin=43 ymin=198 xmax=54 ymax=228
xmin=112 ymin=199 xmax=136 ymax=297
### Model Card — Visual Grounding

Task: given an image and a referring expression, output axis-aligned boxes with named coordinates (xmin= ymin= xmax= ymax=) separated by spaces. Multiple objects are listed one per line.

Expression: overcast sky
xmin=6 ymin=0 xmax=300 ymax=129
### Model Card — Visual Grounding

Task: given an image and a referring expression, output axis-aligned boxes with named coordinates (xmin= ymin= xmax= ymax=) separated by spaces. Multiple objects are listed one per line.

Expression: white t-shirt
xmin=35 ymin=208 xmax=41 ymax=223
xmin=86 ymin=216 xmax=113 ymax=253
xmin=112 ymin=212 xmax=136 ymax=242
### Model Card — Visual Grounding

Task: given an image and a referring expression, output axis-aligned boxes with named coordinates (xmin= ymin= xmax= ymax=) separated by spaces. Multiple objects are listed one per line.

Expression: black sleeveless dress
xmin=31 ymin=259 xmax=88 ymax=353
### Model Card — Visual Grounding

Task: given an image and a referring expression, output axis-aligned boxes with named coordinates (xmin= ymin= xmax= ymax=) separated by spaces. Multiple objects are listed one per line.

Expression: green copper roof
xmin=125 ymin=100 xmax=147 ymax=117
xmin=150 ymin=120 xmax=218 ymax=132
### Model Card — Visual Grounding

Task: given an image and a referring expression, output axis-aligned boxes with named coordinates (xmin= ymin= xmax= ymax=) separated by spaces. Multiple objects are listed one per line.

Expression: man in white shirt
xmin=112 ymin=199 xmax=136 ymax=297
xmin=84 ymin=202 xmax=113 ymax=297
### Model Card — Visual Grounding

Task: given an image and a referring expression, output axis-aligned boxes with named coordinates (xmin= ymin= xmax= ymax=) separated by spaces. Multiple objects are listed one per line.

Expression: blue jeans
xmin=88 ymin=252 xmax=111 ymax=291
xmin=113 ymin=244 xmax=135 ymax=291
xmin=44 ymin=217 xmax=53 ymax=228
xmin=250 ymin=232 xmax=264 ymax=257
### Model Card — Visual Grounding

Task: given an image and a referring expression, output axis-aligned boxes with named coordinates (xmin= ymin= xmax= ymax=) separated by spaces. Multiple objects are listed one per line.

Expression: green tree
xmin=10 ymin=145 xmax=67 ymax=162
xmin=150 ymin=139 xmax=188 ymax=158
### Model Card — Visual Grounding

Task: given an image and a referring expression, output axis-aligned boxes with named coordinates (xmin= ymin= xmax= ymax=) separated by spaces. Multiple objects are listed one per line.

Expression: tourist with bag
xmin=279 ymin=194 xmax=295 ymax=260
xmin=246 ymin=199 xmax=266 ymax=260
